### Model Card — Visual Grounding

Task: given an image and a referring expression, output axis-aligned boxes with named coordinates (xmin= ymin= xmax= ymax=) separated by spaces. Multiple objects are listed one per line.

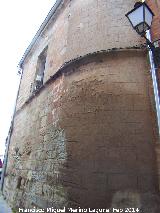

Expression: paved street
xmin=0 ymin=192 xmax=12 ymax=213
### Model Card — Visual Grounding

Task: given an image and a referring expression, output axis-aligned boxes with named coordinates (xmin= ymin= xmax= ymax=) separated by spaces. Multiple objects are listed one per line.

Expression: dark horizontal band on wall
xmin=16 ymin=46 xmax=147 ymax=115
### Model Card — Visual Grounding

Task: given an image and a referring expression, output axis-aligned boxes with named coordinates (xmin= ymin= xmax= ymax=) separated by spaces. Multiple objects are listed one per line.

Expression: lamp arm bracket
xmin=141 ymin=34 xmax=155 ymax=51
xmin=141 ymin=35 xmax=160 ymax=68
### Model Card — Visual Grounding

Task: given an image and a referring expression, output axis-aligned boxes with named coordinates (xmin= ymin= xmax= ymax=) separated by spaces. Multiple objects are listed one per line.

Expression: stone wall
xmin=16 ymin=0 xmax=143 ymax=111
xmin=3 ymin=51 xmax=160 ymax=211
xmin=3 ymin=0 xmax=160 ymax=211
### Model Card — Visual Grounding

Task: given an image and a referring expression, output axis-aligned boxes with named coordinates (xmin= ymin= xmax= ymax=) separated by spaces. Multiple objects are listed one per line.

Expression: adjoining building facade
xmin=2 ymin=0 xmax=160 ymax=211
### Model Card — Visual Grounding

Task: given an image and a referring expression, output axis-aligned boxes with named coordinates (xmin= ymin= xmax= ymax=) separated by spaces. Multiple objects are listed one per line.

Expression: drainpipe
xmin=146 ymin=31 xmax=160 ymax=136
xmin=0 ymin=68 xmax=22 ymax=192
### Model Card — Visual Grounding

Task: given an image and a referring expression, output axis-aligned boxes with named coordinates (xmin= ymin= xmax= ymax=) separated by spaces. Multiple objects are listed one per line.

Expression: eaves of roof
xmin=18 ymin=0 xmax=63 ymax=68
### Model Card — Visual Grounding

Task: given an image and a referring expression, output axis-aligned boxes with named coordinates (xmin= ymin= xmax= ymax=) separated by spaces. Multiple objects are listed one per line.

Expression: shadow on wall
xmin=58 ymin=52 xmax=160 ymax=211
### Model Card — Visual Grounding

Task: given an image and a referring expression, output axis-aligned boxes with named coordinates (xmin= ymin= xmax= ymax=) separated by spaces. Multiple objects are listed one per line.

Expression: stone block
xmin=43 ymin=184 xmax=54 ymax=199
xmin=34 ymin=196 xmax=48 ymax=209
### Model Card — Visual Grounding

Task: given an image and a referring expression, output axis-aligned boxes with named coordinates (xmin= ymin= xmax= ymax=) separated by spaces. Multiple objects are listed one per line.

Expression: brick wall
xmin=146 ymin=0 xmax=160 ymax=192
xmin=146 ymin=0 xmax=160 ymax=41
xmin=146 ymin=0 xmax=160 ymax=87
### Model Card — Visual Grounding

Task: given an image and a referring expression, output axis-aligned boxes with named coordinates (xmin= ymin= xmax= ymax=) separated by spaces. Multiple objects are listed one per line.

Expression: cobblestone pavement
xmin=0 ymin=192 xmax=12 ymax=213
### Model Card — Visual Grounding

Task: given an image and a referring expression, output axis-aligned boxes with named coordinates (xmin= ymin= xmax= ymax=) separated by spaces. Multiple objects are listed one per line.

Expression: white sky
xmin=0 ymin=0 xmax=56 ymax=155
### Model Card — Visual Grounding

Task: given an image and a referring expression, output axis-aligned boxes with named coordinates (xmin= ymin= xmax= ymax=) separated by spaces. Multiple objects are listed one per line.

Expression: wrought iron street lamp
xmin=126 ymin=1 xmax=160 ymax=68
xmin=126 ymin=2 xmax=154 ymax=36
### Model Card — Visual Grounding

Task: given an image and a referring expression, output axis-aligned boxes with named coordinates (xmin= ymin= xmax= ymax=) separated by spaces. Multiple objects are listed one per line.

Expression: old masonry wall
xmin=3 ymin=51 xmax=160 ymax=210
xmin=16 ymin=0 xmax=143 ymax=111
xmin=3 ymin=0 xmax=160 ymax=211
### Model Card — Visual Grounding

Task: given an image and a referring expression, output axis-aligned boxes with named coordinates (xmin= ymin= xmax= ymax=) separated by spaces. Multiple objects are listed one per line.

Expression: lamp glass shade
xmin=145 ymin=6 xmax=153 ymax=27
xmin=126 ymin=2 xmax=154 ymax=35
xmin=127 ymin=5 xmax=144 ymax=28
